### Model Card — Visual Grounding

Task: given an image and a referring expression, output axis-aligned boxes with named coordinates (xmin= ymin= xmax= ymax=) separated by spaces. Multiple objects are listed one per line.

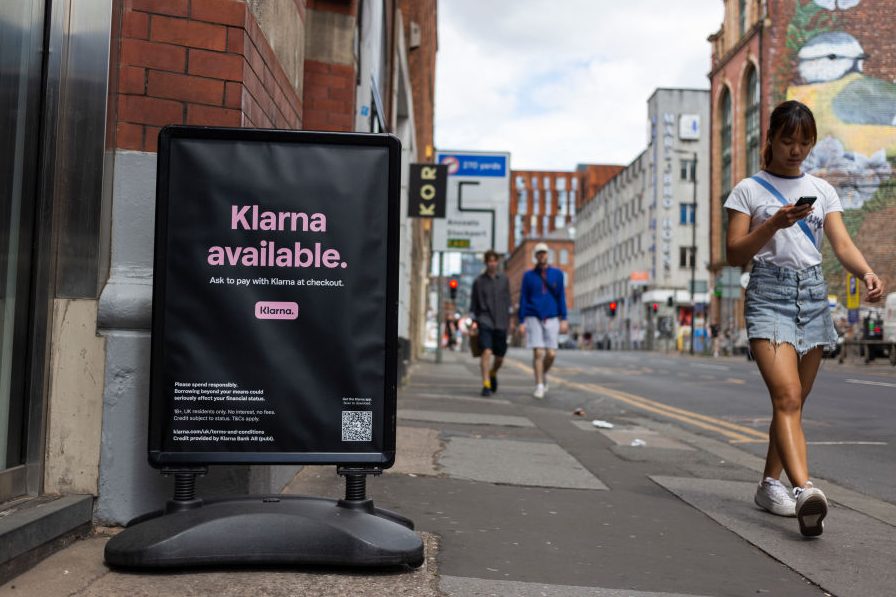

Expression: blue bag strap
xmin=750 ymin=175 xmax=815 ymax=246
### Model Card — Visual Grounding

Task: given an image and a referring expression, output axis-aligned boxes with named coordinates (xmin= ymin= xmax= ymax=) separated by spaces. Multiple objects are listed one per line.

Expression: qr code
xmin=341 ymin=411 xmax=372 ymax=442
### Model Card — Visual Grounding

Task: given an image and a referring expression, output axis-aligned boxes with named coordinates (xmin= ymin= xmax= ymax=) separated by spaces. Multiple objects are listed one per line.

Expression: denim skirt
xmin=744 ymin=262 xmax=838 ymax=356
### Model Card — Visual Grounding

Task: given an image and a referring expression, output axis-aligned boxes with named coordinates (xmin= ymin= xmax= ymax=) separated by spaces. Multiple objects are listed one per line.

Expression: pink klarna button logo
xmin=255 ymin=301 xmax=299 ymax=320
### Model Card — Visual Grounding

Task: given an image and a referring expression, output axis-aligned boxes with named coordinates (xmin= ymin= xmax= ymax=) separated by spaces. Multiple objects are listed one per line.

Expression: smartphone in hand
xmin=795 ymin=196 xmax=817 ymax=207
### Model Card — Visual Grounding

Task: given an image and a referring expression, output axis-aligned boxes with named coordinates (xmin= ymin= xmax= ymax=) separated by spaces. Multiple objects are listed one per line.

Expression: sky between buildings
xmin=435 ymin=0 xmax=725 ymax=171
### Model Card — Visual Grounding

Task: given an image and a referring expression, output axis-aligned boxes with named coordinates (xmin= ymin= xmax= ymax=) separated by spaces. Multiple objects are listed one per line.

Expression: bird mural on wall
xmin=813 ymin=0 xmax=861 ymax=9
xmin=785 ymin=28 xmax=895 ymax=208
xmin=787 ymin=32 xmax=896 ymax=157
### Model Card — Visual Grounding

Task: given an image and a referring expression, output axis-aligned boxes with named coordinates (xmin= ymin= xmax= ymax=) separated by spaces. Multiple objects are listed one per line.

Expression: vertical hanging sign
xmin=148 ymin=127 xmax=400 ymax=466
xmin=407 ymin=163 xmax=447 ymax=218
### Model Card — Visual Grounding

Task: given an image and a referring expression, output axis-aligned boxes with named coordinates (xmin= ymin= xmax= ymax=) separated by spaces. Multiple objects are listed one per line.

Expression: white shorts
xmin=525 ymin=316 xmax=560 ymax=349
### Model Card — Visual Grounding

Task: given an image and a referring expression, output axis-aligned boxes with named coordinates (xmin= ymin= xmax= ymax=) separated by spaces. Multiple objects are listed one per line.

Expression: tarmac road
xmin=502 ymin=347 xmax=896 ymax=505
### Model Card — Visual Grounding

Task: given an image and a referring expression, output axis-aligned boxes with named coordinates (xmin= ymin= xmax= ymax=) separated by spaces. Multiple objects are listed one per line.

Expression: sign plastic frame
xmin=147 ymin=126 xmax=400 ymax=467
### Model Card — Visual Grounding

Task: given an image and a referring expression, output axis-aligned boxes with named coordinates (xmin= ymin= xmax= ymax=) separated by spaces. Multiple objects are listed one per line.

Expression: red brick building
xmin=576 ymin=164 xmax=625 ymax=211
xmin=709 ymin=0 xmax=896 ymax=330
xmin=509 ymin=166 xmax=621 ymax=254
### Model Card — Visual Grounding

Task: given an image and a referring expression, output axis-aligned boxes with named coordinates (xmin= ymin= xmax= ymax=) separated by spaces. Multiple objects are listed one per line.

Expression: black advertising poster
xmin=148 ymin=127 xmax=399 ymax=466
xmin=407 ymin=163 xmax=447 ymax=218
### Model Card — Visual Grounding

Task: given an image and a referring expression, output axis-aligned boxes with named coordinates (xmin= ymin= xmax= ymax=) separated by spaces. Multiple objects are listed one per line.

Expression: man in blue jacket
xmin=518 ymin=243 xmax=568 ymax=399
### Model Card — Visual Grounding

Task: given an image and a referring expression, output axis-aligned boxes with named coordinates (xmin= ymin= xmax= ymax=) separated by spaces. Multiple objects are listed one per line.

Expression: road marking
xmin=807 ymin=441 xmax=887 ymax=446
xmin=726 ymin=378 xmax=746 ymax=384
xmin=691 ymin=363 xmax=730 ymax=371
xmin=505 ymin=359 xmax=768 ymax=443
xmin=845 ymin=379 xmax=896 ymax=388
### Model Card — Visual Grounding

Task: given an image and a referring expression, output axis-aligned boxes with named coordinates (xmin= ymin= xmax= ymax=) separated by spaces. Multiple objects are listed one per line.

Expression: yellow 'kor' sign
xmin=407 ymin=164 xmax=447 ymax=218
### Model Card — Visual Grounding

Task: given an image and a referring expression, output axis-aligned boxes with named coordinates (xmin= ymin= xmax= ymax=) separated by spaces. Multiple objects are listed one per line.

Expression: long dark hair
xmin=762 ymin=100 xmax=817 ymax=168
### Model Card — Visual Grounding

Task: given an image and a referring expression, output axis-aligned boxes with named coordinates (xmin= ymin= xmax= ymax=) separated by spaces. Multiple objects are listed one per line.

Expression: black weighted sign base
xmin=103 ymin=495 xmax=424 ymax=569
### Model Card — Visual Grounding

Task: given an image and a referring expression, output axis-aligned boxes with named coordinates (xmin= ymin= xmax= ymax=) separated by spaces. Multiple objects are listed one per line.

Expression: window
xmin=720 ymin=87 xmax=733 ymax=262
xmin=739 ymin=0 xmax=748 ymax=36
xmin=517 ymin=189 xmax=528 ymax=215
xmin=680 ymin=159 xmax=695 ymax=181
xmin=720 ymin=88 xmax=733 ymax=195
xmin=745 ymin=66 xmax=760 ymax=175
xmin=543 ymin=215 xmax=551 ymax=234
xmin=679 ymin=203 xmax=696 ymax=225
xmin=559 ymin=249 xmax=569 ymax=265
xmin=533 ymin=189 xmax=540 ymax=215
xmin=555 ymin=215 xmax=565 ymax=229
xmin=679 ymin=246 xmax=696 ymax=268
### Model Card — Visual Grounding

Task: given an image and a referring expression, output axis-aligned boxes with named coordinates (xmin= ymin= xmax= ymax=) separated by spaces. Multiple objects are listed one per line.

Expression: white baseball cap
xmin=533 ymin=242 xmax=549 ymax=255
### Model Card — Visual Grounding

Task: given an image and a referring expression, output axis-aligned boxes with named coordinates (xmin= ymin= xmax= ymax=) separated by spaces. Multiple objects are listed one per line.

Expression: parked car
xmin=557 ymin=333 xmax=577 ymax=349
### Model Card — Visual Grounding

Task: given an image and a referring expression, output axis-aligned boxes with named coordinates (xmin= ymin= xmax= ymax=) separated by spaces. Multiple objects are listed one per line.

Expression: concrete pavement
xmin=4 ymin=349 xmax=895 ymax=596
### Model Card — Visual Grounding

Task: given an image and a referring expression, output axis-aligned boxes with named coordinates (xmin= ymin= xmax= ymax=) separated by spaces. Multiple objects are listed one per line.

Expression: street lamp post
xmin=689 ymin=153 xmax=697 ymax=355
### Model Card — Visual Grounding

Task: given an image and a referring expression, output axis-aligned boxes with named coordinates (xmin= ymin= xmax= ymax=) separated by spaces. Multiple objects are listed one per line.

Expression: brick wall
xmin=302 ymin=61 xmax=355 ymax=131
xmin=111 ymin=0 xmax=303 ymax=152
xmin=399 ymin=0 xmax=437 ymax=161
xmin=710 ymin=0 xmax=896 ymax=317
xmin=510 ymin=170 xmax=584 ymax=254
xmin=302 ymin=0 xmax=357 ymax=132
xmin=575 ymin=164 xmax=624 ymax=210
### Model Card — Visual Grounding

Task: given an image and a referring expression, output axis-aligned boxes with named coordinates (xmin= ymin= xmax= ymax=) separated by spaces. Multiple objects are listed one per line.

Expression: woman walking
xmin=724 ymin=100 xmax=884 ymax=537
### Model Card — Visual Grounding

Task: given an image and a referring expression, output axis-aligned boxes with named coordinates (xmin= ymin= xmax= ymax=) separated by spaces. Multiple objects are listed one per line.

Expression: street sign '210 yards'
xmin=432 ymin=151 xmax=510 ymax=253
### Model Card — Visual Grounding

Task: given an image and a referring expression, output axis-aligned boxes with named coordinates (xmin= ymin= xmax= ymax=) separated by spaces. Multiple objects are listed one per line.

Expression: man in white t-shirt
xmin=723 ymin=170 xmax=843 ymax=269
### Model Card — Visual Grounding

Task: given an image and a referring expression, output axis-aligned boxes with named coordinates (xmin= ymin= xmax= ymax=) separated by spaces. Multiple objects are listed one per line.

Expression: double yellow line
xmin=507 ymin=360 xmax=768 ymax=443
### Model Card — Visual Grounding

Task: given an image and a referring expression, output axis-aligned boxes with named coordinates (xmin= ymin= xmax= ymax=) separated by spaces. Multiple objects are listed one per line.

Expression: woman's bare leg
xmin=751 ymin=340 xmax=810 ymax=487
xmin=762 ymin=346 xmax=823 ymax=482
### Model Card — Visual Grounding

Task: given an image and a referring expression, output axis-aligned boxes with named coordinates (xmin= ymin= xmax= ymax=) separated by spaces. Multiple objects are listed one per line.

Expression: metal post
xmin=436 ymin=251 xmax=444 ymax=364
xmin=690 ymin=153 xmax=697 ymax=355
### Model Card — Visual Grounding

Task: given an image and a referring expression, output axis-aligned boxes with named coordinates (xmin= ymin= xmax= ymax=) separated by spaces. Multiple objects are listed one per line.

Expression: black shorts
xmin=478 ymin=325 xmax=507 ymax=357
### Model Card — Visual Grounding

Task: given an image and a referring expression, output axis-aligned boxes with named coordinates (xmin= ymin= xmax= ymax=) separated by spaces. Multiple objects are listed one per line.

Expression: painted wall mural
xmin=784 ymin=0 xmax=895 ymax=209
xmin=772 ymin=0 xmax=896 ymax=303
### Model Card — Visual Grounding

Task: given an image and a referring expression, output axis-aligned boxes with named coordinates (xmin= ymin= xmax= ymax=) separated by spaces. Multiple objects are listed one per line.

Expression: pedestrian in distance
xmin=518 ymin=243 xmax=568 ymax=399
xmin=725 ymin=100 xmax=884 ymax=537
xmin=469 ymin=250 xmax=512 ymax=397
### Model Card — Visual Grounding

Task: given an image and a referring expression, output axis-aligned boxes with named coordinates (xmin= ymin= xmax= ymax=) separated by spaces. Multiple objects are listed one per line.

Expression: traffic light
xmin=667 ymin=296 xmax=674 ymax=307
xmin=651 ymin=303 xmax=659 ymax=314
xmin=448 ymin=278 xmax=458 ymax=300
xmin=608 ymin=301 xmax=618 ymax=317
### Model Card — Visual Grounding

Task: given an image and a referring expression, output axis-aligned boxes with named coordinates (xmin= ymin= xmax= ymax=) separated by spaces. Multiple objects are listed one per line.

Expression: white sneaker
xmin=795 ymin=485 xmax=828 ymax=537
xmin=533 ymin=384 xmax=545 ymax=399
xmin=754 ymin=477 xmax=796 ymax=517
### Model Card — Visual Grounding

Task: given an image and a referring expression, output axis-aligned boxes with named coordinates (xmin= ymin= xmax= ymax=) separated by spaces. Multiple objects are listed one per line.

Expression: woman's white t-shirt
xmin=724 ymin=171 xmax=843 ymax=270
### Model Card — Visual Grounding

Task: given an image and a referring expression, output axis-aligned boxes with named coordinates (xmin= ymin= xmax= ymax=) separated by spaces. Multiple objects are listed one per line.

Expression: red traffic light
xmin=652 ymin=303 xmax=659 ymax=313
xmin=448 ymin=279 xmax=459 ymax=290
xmin=608 ymin=301 xmax=618 ymax=316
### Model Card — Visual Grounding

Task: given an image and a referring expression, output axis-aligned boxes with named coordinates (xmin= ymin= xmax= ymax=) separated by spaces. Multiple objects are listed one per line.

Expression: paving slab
xmin=570 ymin=422 xmax=695 ymax=450
xmin=440 ymin=576 xmax=713 ymax=597
xmin=365 ymin=476 xmax=824 ymax=596
xmin=399 ymin=409 xmax=534 ymax=428
xmin=651 ymin=475 xmax=896 ymax=597
xmin=388 ymin=426 xmax=443 ymax=476
xmin=0 ymin=534 xmax=441 ymax=597
xmin=407 ymin=392 xmax=513 ymax=405
xmin=439 ymin=437 xmax=608 ymax=490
